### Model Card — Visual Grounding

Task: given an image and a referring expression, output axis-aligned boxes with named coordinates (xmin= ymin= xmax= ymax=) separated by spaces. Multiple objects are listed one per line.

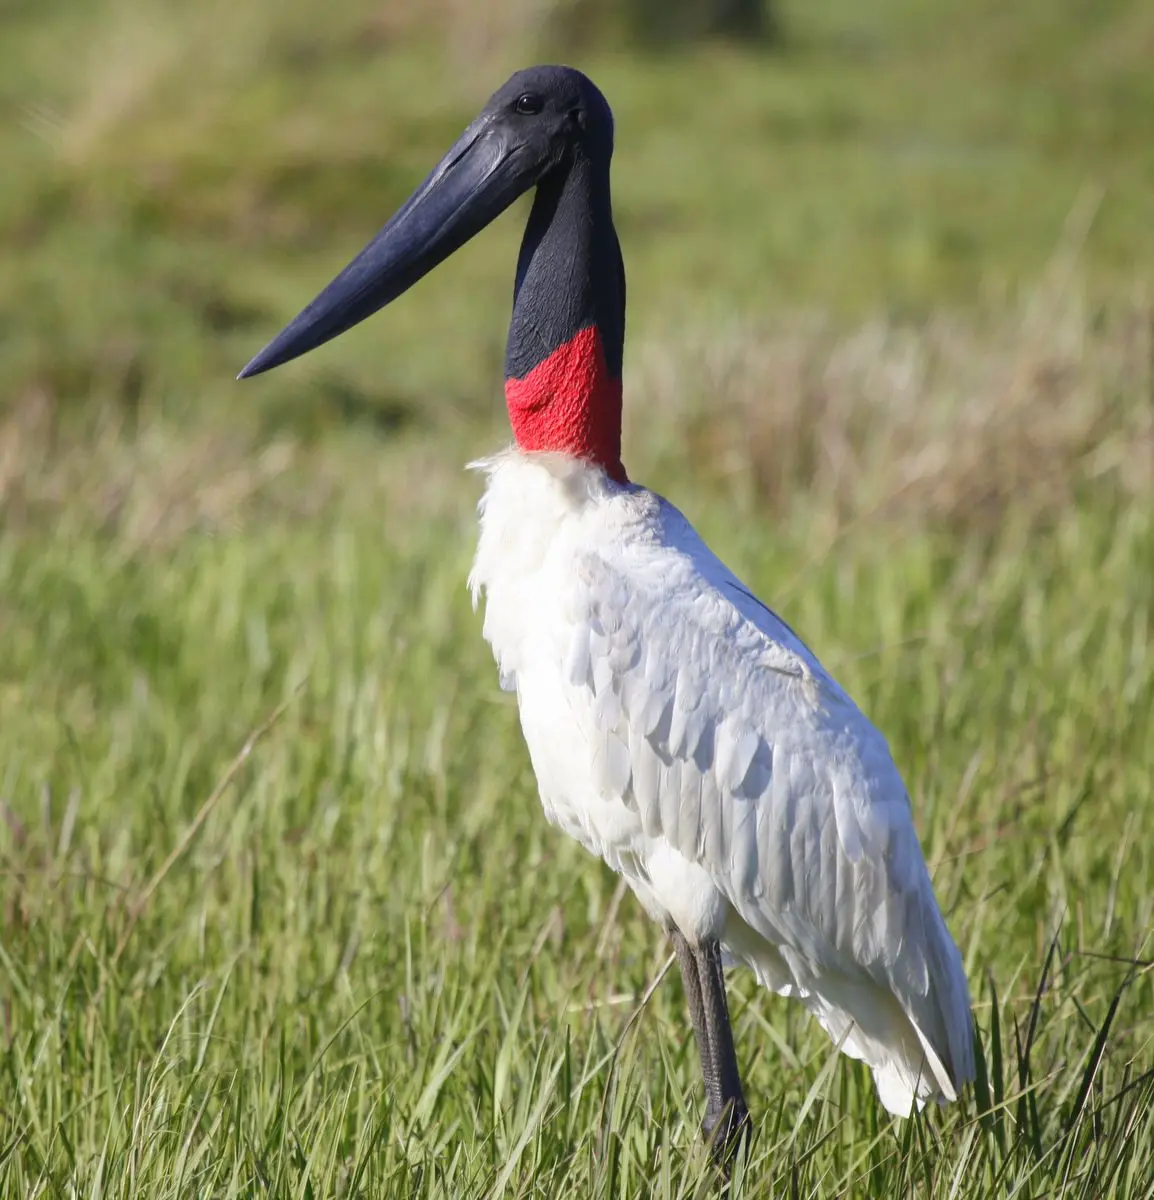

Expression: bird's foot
xmin=702 ymin=1097 xmax=752 ymax=1171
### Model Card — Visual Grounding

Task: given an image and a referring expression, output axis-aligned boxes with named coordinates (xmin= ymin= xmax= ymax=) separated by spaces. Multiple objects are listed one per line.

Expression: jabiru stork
xmin=239 ymin=64 xmax=975 ymax=1163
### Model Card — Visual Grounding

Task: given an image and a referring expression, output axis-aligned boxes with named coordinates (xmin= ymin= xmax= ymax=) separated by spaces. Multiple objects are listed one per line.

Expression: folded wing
xmin=567 ymin=502 xmax=974 ymax=1113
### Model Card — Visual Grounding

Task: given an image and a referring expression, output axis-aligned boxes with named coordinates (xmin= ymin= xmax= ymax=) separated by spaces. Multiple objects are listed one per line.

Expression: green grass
xmin=2 ymin=0 xmax=1154 ymax=1195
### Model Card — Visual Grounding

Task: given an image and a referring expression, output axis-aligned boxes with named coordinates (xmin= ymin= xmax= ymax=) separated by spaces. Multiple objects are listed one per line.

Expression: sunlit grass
xmin=2 ymin=294 xmax=1153 ymax=1192
xmin=2 ymin=0 xmax=1154 ymax=1194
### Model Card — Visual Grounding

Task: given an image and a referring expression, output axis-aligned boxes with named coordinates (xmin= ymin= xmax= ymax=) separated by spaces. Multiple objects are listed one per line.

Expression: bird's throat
xmin=504 ymin=325 xmax=625 ymax=482
xmin=503 ymin=155 xmax=627 ymax=482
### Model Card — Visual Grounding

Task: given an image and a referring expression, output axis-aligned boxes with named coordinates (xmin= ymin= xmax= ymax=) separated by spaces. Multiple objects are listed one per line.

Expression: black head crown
xmin=483 ymin=65 xmax=615 ymax=174
xmin=238 ymin=66 xmax=618 ymax=380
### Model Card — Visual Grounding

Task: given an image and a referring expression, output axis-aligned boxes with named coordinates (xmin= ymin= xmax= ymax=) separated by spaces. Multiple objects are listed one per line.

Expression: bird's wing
xmin=566 ymin=501 xmax=973 ymax=1101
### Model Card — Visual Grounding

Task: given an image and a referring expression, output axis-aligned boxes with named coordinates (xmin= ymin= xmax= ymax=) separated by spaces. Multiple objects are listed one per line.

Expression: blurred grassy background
xmin=2 ymin=1 xmax=1154 ymax=1196
xmin=3 ymin=0 xmax=1153 ymax=445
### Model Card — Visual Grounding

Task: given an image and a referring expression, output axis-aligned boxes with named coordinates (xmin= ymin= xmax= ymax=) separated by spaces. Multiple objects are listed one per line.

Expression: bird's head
xmin=237 ymin=65 xmax=614 ymax=380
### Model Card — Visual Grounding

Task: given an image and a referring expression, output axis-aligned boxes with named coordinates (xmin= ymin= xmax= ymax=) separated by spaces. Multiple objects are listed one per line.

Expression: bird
xmin=239 ymin=64 xmax=975 ymax=1163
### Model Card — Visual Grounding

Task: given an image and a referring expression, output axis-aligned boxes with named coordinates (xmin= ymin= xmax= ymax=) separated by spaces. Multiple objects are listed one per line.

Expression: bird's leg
xmin=672 ymin=927 xmax=714 ymax=1090
xmin=671 ymin=929 xmax=751 ymax=1166
xmin=695 ymin=939 xmax=751 ymax=1157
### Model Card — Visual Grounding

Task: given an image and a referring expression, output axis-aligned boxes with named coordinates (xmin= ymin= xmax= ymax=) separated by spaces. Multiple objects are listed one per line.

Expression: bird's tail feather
xmin=724 ymin=919 xmax=965 ymax=1117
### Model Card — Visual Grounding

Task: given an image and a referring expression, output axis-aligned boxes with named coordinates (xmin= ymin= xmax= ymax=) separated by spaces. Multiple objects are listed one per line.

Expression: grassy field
xmin=2 ymin=0 xmax=1154 ymax=1195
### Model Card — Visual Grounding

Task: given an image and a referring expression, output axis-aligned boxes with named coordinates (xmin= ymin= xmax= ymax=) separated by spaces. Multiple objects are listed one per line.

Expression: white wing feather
xmin=571 ymin=509 xmax=974 ymax=1110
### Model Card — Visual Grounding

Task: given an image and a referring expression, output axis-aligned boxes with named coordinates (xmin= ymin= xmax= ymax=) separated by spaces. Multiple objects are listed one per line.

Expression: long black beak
xmin=238 ymin=116 xmax=542 ymax=379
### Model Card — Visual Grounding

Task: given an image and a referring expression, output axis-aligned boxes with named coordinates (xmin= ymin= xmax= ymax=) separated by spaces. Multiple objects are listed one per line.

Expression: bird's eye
xmin=514 ymin=92 xmax=543 ymax=116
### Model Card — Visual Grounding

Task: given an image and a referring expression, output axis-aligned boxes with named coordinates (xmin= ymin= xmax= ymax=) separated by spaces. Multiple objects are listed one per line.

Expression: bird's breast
xmin=465 ymin=451 xmax=679 ymax=898
xmin=467 ymin=448 xmax=648 ymax=692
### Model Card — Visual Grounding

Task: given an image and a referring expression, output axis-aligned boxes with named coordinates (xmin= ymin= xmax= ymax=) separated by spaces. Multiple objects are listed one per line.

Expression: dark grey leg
xmin=695 ymin=939 xmax=751 ymax=1153
xmin=671 ymin=929 xmax=752 ymax=1166
xmin=671 ymin=928 xmax=711 ymax=1082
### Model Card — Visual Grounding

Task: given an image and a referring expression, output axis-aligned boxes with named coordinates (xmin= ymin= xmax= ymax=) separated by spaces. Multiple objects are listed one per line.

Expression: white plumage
xmin=469 ymin=448 xmax=975 ymax=1116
